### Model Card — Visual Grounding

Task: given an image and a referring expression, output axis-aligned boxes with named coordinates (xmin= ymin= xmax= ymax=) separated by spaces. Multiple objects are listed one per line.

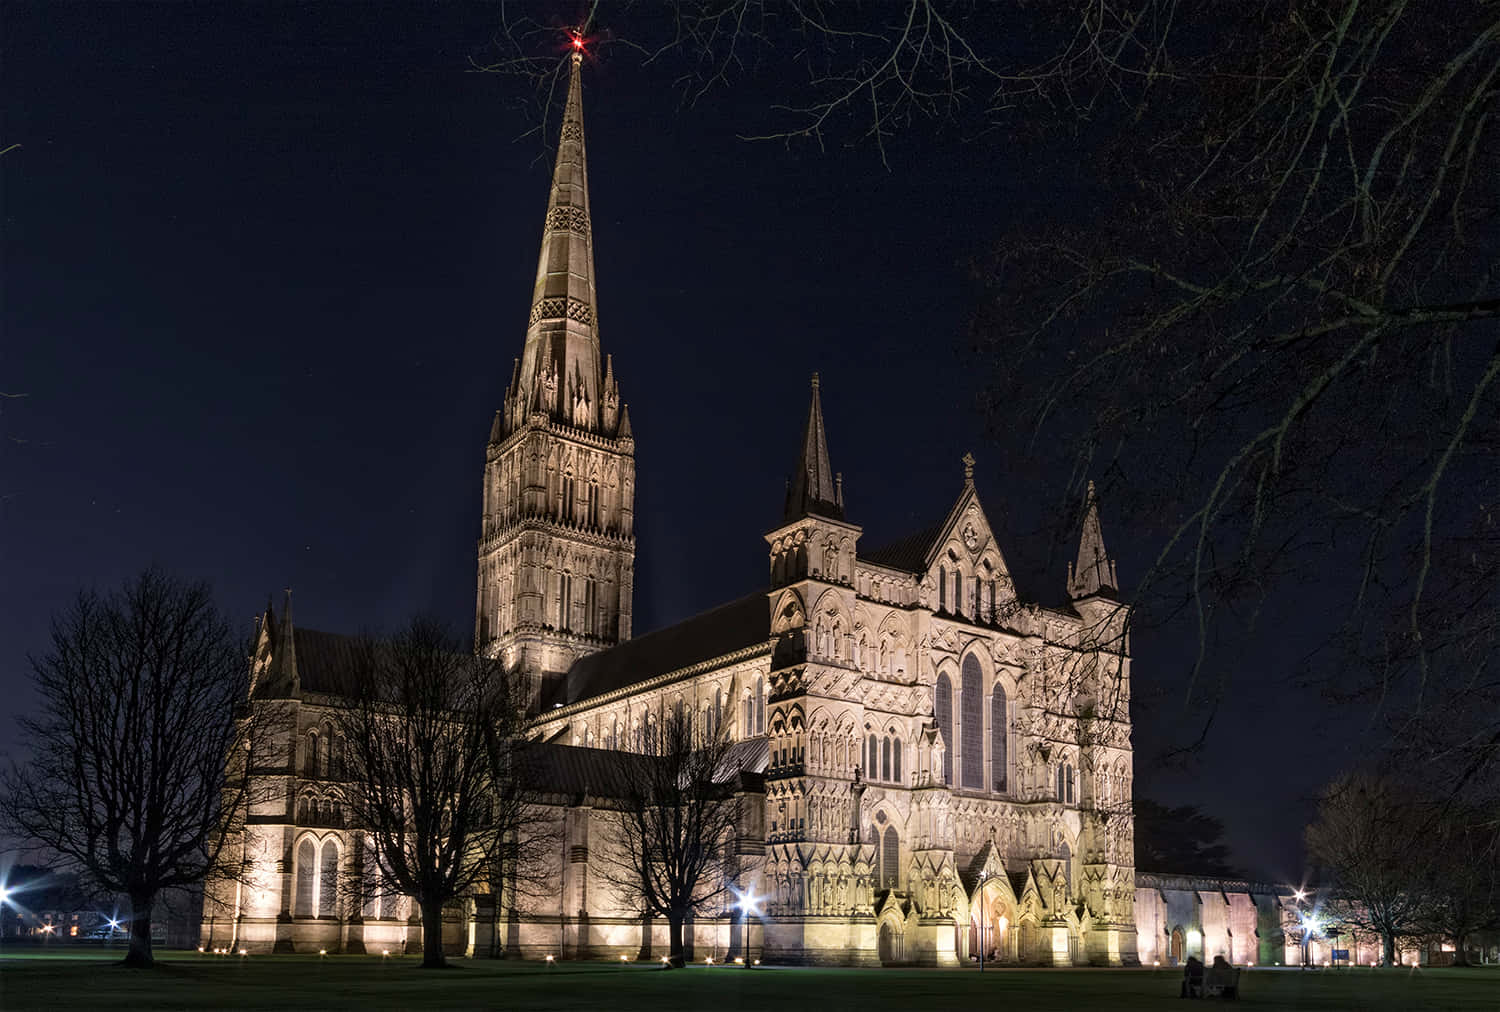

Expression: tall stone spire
xmin=1068 ymin=481 xmax=1119 ymax=599
xmin=785 ymin=373 xmax=844 ymax=521
xmin=503 ymin=48 xmax=622 ymax=437
xmin=478 ymin=45 xmax=636 ymax=703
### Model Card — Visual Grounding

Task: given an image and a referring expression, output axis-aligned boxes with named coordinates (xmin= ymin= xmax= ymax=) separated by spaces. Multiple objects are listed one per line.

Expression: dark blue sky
xmin=1 ymin=2 xmax=1345 ymax=880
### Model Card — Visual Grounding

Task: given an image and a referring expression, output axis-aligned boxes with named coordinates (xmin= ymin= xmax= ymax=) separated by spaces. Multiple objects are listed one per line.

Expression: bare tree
xmin=336 ymin=617 xmax=529 ymax=969
xmin=1306 ymin=772 xmax=1434 ymax=965
xmin=1421 ymin=802 xmax=1500 ymax=965
xmin=599 ymin=707 xmax=743 ymax=968
xmin=968 ymin=1 xmax=1500 ymax=770
xmin=0 ymin=569 xmax=259 ymax=968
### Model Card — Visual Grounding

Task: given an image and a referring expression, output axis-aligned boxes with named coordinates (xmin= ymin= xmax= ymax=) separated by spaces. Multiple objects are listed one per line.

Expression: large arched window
xmin=867 ymin=733 xmax=878 ymax=778
xmin=755 ymin=675 xmax=766 ymax=734
xmin=1056 ymin=759 xmax=1076 ymax=805
xmin=892 ymin=737 xmax=903 ymax=784
xmin=319 ymin=840 xmax=339 ymax=916
xmin=991 ymin=685 xmax=1008 ymax=792
xmin=961 ymin=655 xmax=983 ymax=790
xmin=881 ymin=826 xmax=900 ymax=889
xmin=305 ymin=731 xmax=320 ymax=778
xmin=295 ymin=838 xmax=316 ymax=916
xmin=935 ymin=673 xmax=953 ymax=785
xmin=938 ymin=566 xmax=948 ymax=612
xmin=881 ymin=738 xmax=892 ymax=781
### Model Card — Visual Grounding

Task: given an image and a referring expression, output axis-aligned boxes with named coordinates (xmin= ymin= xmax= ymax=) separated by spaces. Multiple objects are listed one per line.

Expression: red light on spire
xmin=570 ymin=35 xmax=585 ymax=52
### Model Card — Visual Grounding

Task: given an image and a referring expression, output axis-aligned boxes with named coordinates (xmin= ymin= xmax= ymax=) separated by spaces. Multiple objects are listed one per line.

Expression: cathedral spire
xmin=506 ymin=47 xmax=615 ymax=436
xmin=785 ymin=373 xmax=844 ymax=521
xmin=1068 ymin=481 xmax=1119 ymax=599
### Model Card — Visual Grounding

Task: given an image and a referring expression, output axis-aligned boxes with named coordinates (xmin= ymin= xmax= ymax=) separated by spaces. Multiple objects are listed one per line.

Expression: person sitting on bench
xmin=1180 ymin=956 xmax=1204 ymax=998
xmin=1206 ymin=955 xmax=1240 ymax=999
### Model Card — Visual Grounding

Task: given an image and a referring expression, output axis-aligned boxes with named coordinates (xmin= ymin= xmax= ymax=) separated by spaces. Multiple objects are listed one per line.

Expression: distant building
xmin=204 ymin=49 xmax=1145 ymax=966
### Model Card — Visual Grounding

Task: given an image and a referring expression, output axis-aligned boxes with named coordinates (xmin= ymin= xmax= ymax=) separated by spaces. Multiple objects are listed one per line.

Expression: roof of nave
xmin=517 ymin=737 xmax=768 ymax=801
xmin=549 ymin=592 xmax=771 ymax=708
xmin=288 ymin=627 xmax=367 ymax=695
xmin=859 ymin=523 xmax=945 ymax=574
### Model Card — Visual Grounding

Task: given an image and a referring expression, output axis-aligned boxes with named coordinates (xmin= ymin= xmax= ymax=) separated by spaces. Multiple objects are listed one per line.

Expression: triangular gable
xmin=922 ymin=484 xmax=1012 ymax=583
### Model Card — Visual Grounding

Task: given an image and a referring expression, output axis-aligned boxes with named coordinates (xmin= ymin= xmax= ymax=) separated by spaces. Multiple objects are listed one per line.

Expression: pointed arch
xmin=934 ymin=671 xmax=954 ymax=786
xmin=294 ymin=837 xmax=316 ymax=916
xmin=960 ymin=653 xmax=983 ymax=790
xmin=319 ymin=839 xmax=340 ymax=916
xmin=991 ymin=683 xmax=1009 ymax=793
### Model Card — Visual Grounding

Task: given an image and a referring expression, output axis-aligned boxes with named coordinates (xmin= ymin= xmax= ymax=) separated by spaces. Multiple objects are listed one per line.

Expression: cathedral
xmin=203 ymin=49 xmax=1166 ymax=967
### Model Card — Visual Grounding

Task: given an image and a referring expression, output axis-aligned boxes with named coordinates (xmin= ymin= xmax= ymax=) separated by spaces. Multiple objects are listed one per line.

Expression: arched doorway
xmin=968 ymin=880 xmax=1014 ymax=963
xmin=1170 ymin=927 xmax=1186 ymax=965
xmin=878 ymin=920 xmax=905 ymax=964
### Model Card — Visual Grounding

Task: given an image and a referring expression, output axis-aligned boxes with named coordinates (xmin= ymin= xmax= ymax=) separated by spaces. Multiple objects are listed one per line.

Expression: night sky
xmin=3 ymin=2 xmax=1342 ymax=880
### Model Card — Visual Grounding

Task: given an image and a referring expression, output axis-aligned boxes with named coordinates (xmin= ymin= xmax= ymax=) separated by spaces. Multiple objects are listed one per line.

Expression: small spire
xmin=488 ymin=410 xmax=503 ymax=444
xmin=785 ymin=373 xmax=843 ymax=522
xmin=1069 ymin=481 xmax=1119 ymax=599
xmin=617 ymin=403 xmax=633 ymax=439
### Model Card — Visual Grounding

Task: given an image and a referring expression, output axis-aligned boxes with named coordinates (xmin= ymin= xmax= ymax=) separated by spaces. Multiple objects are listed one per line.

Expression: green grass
xmin=0 ymin=950 xmax=1495 ymax=1011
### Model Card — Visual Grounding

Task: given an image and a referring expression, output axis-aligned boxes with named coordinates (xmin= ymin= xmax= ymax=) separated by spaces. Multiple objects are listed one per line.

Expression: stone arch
xmin=770 ymin=589 xmax=805 ymax=634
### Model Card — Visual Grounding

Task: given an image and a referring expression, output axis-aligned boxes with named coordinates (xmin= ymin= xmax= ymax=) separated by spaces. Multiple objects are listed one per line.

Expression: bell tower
xmin=477 ymin=49 xmax=635 ymax=704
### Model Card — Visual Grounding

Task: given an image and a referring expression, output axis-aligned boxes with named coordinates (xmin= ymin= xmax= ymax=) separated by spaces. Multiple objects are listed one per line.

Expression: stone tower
xmin=477 ymin=50 xmax=635 ymax=703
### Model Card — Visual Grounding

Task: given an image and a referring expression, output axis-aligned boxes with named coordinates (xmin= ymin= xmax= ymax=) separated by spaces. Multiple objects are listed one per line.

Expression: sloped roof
xmin=290 ymin=627 xmax=366 ymax=696
xmin=555 ymin=592 xmax=770 ymax=707
xmin=860 ymin=523 xmax=943 ymax=574
xmin=516 ymin=738 xmax=768 ymax=801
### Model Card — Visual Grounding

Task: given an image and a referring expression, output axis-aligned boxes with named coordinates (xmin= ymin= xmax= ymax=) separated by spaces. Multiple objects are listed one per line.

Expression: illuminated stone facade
xmin=202 ymin=50 xmax=1146 ymax=965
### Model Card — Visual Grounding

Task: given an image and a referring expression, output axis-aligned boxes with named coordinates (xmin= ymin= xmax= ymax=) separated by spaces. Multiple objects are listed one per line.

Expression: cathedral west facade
xmin=202 ymin=49 xmax=1148 ymax=966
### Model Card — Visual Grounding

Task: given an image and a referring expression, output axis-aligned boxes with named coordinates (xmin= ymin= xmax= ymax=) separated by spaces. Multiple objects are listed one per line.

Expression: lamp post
xmin=734 ymin=888 xmax=761 ymax=968
xmin=978 ymin=870 xmax=988 ymax=972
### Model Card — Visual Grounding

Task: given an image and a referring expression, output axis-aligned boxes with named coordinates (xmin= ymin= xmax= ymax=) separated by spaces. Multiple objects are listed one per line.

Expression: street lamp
xmin=977 ymin=870 xmax=989 ymax=972
xmin=734 ymin=888 xmax=761 ymax=967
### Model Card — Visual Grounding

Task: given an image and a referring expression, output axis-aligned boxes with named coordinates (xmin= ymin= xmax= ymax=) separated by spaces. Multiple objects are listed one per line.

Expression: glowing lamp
xmin=620 ymin=954 xmax=628 ymax=962
xmin=1153 ymin=960 xmax=1160 ymax=967
xmin=198 ymin=946 xmax=205 ymax=953
xmin=239 ymin=948 xmax=248 ymax=956
xmin=1293 ymin=889 xmax=1306 ymax=902
xmin=753 ymin=959 xmax=761 ymax=966
xmin=661 ymin=956 xmax=670 ymax=964
xmin=382 ymin=949 xmax=390 ymax=957
xmin=545 ymin=954 xmax=555 ymax=965
xmin=319 ymin=949 xmax=327 ymax=956
xmin=0 ymin=885 xmax=11 ymax=905
xmin=734 ymin=957 xmax=744 ymax=965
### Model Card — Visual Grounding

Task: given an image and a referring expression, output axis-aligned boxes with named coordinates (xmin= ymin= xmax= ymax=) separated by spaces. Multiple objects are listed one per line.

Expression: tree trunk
xmin=420 ymin=896 xmax=447 ymax=968
xmin=666 ymin=914 xmax=685 ymax=968
xmin=1383 ymin=932 xmax=1396 ymax=966
xmin=1452 ymin=931 xmax=1469 ymax=967
xmin=124 ymin=891 xmax=154 ymax=968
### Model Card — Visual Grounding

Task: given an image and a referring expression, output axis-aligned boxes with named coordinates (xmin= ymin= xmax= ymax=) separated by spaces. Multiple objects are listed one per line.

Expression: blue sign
xmin=1332 ymin=949 xmax=1350 ymax=961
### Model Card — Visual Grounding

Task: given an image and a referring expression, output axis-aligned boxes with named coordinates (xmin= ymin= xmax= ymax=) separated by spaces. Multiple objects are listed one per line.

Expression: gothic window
xmin=584 ymin=578 xmax=597 ymax=636
xmin=991 ymin=685 xmax=1008 ymax=793
xmin=305 ymin=731 xmax=320 ymax=778
xmin=743 ymin=692 xmax=753 ymax=738
xmin=755 ymin=676 xmax=766 ymax=734
xmin=953 ymin=570 xmax=962 ymax=615
xmin=588 ymin=478 xmax=600 ymax=527
xmin=935 ymin=673 xmax=954 ymax=785
xmin=295 ymin=838 xmax=316 ymax=917
xmin=1055 ymin=759 xmax=1076 ymax=805
xmin=881 ymin=738 xmax=891 ymax=781
xmin=319 ymin=840 xmax=339 ymax=917
xmin=557 ymin=573 xmax=573 ymax=631
xmin=961 ymin=654 xmax=983 ymax=790
xmin=938 ymin=566 xmax=948 ymax=612
xmin=881 ymin=826 xmax=900 ymax=890
xmin=854 ymin=634 xmax=865 ymax=668
xmin=563 ymin=476 xmax=577 ymax=521
xmin=712 ymin=688 xmax=723 ymax=740
xmin=892 ymin=737 xmax=903 ymax=784
xmin=867 ymin=733 xmax=879 ymax=778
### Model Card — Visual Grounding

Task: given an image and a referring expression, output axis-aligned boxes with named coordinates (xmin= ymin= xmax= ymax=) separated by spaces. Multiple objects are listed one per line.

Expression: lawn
xmin=0 ymin=950 xmax=1495 ymax=1010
